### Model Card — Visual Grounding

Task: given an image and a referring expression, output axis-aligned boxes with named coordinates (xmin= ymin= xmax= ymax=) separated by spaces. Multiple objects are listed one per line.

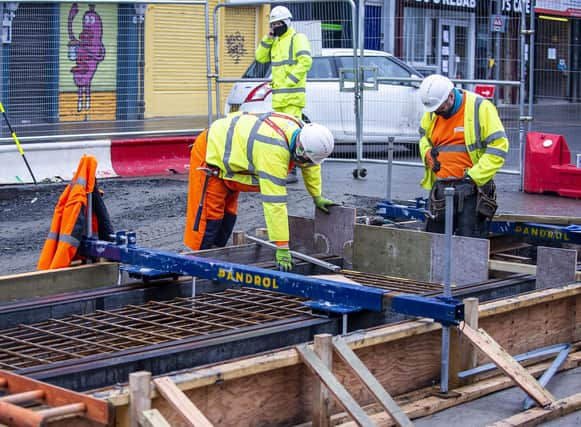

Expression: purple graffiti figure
xmin=68 ymin=3 xmax=105 ymax=112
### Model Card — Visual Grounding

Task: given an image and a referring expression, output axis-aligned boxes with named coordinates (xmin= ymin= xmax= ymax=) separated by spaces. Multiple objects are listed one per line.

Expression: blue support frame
xmin=377 ymin=200 xmax=581 ymax=245
xmin=78 ymin=233 xmax=465 ymax=324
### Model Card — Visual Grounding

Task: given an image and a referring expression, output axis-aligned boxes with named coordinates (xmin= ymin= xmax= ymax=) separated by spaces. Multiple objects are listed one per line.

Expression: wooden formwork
xmin=64 ymin=282 xmax=581 ymax=427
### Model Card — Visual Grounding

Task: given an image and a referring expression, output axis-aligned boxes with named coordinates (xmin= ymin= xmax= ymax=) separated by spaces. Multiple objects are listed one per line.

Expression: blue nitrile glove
xmin=275 ymin=247 xmax=293 ymax=271
xmin=313 ymin=196 xmax=338 ymax=214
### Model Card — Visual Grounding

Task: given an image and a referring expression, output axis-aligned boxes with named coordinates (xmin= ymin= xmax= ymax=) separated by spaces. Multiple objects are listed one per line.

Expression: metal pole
xmin=245 ymin=234 xmax=342 ymax=272
xmin=440 ymin=187 xmax=455 ymax=393
xmin=519 ymin=4 xmax=527 ymax=192
xmin=85 ymin=192 xmax=94 ymax=265
xmin=386 ymin=136 xmax=394 ymax=201
xmin=523 ymin=344 xmax=571 ymax=410
xmin=354 ymin=0 xmax=364 ymax=177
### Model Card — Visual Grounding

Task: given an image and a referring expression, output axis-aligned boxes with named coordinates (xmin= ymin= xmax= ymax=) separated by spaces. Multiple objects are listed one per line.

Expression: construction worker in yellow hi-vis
xmin=184 ymin=112 xmax=336 ymax=271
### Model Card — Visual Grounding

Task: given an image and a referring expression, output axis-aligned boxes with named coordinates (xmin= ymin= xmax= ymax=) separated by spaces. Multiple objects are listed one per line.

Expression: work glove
xmin=275 ymin=247 xmax=293 ymax=272
xmin=313 ymin=196 xmax=337 ymax=214
xmin=425 ymin=148 xmax=440 ymax=173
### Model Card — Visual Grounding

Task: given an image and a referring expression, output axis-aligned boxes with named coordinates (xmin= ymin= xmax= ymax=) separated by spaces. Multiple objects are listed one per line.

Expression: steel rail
xmin=15 ymin=317 xmax=324 ymax=382
xmin=210 ymin=293 xmax=309 ymax=316
xmin=50 ymin=318 xmax=153 ymax=346
xmin=18 ymin=324 xmax=122 ymax=353
xmin=70 ymin=314 xmax=174 ymax=342
xmin=147 ymin=300 xmax=261 ymax=326
xmin=125 ymin=303 xmax=236 ymax=331
xmin=174 ymin=297 xmax=284 ymax=321
xmin=94 ymin=310 xmax=192 ymax=339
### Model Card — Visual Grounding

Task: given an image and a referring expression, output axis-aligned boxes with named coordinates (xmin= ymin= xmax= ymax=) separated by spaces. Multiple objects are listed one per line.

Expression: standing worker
xmin=183 ymin=112 xmax=336 ymax=271
xmin=418 ymin=74 xmax=509 ymax=237
xmin=256 ymin=6 xmax=313 ymax=184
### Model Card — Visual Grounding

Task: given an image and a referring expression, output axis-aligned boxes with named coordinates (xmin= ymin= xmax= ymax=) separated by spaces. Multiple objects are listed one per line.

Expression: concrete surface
xmin=415 ymin=367 xmax=581 ymax=426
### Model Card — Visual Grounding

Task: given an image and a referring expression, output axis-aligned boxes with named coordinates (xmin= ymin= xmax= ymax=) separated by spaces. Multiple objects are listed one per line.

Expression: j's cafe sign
xmin=502 ymin=0 xmax=532 ymax=13
xmin=409 ymin=0 xmax=476 ymax=9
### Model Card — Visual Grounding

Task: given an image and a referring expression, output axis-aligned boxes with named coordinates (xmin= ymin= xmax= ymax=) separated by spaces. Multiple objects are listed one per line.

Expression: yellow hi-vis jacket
xmin=256 ymin=27 xmax=312 ymax=112
xmin=206 ymin=112 xmax=322 ymax=242
xmin=418 ymin=90 xmax=509 ymax=189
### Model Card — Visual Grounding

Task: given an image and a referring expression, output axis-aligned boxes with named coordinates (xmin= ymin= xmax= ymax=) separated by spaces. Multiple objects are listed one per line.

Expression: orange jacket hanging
xmin=38 ymin=155 xmax=100 ymax=270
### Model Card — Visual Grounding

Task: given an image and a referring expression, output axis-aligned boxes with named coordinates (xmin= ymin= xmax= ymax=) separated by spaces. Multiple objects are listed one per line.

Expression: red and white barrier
xmin=110 ymin=136 xmax=195 ymax=177
xmin=0 ymin=140 xmax=116 ymax=185
xmin=0 ymin=135 xmax=198 ymax=185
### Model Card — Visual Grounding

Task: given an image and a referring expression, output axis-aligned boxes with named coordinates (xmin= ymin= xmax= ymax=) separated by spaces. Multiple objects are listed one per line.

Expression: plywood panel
xmin=353 ymin=225 xmax=432 ymax=281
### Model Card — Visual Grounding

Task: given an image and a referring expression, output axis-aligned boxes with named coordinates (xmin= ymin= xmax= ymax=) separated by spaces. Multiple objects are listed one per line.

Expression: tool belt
xmin=476 ymin=180 xmax=497 ymax=219
xmin=428 ymin=178 xmax=497 ymax=220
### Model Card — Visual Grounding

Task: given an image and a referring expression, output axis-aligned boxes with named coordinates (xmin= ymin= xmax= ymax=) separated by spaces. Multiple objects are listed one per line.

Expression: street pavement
xmin=319 ymin=161 xmax=581 ymax=218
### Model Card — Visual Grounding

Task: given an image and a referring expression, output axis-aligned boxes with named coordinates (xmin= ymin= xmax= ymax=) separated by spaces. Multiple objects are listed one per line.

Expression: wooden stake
xmin=450 ymin=298 xmax=479 ymax=387
xmin=296 ymin=344 xmax=374 ymax=427
xmin=458 ymin=322 xmax=555 ymax=407
xmin=130 ymin=371 xmax=151 ymax=427
xmin=141 ymin=409 xmax=172 ymax=427
xmin=313 ymin=334 xmax=332 ymax=427
xmin=333 ymin=337 xmax=413 ymax=427
xmin=255 ymin=227 xmax=268 ymax=240
xmin=153 ymin=377 xmax=213 ymax=427
xmin=232 ymin=231 xmax=247 ymax=246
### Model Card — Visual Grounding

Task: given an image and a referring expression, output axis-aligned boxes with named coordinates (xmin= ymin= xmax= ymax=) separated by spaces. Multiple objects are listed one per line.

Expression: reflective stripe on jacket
xmin=38 ymin=155 xmax=98 ymax=270
xmin=255 ymin=28 xmax=312 ymax=111
xmin=418 ymin=90 xmax=509 ymax=189
xmin=206 ymin=112 xmax=322 ymax=242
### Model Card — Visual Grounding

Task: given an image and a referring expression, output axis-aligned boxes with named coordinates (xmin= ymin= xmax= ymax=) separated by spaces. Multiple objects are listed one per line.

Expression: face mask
xmin=273 ymin=23 xmax=287 ymax=37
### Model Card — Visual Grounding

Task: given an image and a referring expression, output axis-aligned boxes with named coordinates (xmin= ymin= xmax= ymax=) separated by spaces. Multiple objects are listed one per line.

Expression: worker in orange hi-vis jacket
xmin=38 ymin=155 xmax=113 ymax=270
xmin=184 ymin=112 xmax=336 ymax=272
xmin=418 ymin=74 xmax=509 ymax=237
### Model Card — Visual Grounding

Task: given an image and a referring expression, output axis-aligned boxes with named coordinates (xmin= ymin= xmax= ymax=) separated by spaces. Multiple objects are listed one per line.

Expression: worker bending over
xmin=184 ymin=112 xmax=336 ymax=271
xmin=418 ymin=74 xmax=509 ymax=237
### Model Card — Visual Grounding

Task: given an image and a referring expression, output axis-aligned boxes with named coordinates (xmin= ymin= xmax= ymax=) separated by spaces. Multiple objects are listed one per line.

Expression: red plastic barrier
xmin=111 ymin=135 xmax=198 ymax=177
xmin=524 ymin=132 xmax=581 ymax=198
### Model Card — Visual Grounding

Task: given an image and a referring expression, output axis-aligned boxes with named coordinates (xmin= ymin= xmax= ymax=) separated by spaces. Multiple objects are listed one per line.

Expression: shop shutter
xmin=219 ymin=7 xmax=258 ymax=110
xmin=144 ymin=3 xmax=214 ymax=117
xmin=8 ymin=4 xmax=57 ymax=125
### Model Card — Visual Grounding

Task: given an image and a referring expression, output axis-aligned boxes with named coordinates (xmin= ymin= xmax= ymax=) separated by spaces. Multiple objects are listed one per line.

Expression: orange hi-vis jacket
xmin=38 ymin=155 xmax=100 ymax=270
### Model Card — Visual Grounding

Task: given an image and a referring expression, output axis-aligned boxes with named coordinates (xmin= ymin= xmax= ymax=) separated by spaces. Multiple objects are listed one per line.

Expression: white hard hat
xmin=299 ymin=123 xmax=334 ymax=164
xmin=419 ymin=74 xmax=454 ymax=112
xmin=270 ymin=6 xmax=292 ymax=24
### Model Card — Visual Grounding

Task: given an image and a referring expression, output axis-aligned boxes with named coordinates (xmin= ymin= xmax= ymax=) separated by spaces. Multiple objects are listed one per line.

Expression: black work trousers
xmin=425 ymin=178 xmax=496 ymax=238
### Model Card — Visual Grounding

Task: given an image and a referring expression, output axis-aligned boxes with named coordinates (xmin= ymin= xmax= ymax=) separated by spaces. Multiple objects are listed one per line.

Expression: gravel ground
xmin=0 ymin=175 xmax=380 ymax=276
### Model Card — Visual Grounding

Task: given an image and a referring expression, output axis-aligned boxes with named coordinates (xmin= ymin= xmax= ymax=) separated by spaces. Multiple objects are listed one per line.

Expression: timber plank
xmin=332 ymin=337 xmax=412 ymax=427
xmin=153 ymin=377 xmax=213 ymax=427
xmin=296 ymin=344 xmax=375 ymax=427
xmin=493 ymin=214 xmax=581 ymax=225
xmin=334 ymin=351 xmax=581 ymax=427
xmin=488 ymin=392 xmax=581 ymax=427
xmin=0 ymin=262 xmax=118 ymax=302
xmin=141 ymin=409 xmax=172 ymax=427
xmin=458 ymin=322 xmax=555 ymax=407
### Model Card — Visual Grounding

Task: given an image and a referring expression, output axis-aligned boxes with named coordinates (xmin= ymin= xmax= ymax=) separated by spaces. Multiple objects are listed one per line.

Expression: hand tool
xmin=193 ymin=167 xmax=218 ymax=232
xmin=0 ymin=101 xmax=37 ymax=184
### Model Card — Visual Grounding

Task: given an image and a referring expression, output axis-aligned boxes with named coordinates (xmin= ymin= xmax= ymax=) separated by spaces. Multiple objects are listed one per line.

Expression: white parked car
xmin=224 ymin=48 xmax=424 ymax=154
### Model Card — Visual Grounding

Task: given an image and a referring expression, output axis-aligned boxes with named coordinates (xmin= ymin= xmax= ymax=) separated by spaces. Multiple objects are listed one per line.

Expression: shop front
xmin=400 ymin=0 xmax=477 ymax=79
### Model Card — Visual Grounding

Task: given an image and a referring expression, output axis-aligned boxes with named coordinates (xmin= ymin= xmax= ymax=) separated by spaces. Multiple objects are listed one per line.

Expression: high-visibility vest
xmin=256 ymin=28 xmax=312 ymax=111
xmin=206 ymin=112 xmax=322 ymax=242
xmin=419 ymin=90 xmax=509 ymax=189
xmin=38 ymin=155 xmax=102 ymax=270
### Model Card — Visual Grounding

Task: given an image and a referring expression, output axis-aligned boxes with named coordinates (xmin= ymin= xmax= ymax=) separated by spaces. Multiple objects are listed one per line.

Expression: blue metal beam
xmin=79 ymin=235 xmax=386 ymax=312
xmin=79 ymin=233 xmax=465 ymax=324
